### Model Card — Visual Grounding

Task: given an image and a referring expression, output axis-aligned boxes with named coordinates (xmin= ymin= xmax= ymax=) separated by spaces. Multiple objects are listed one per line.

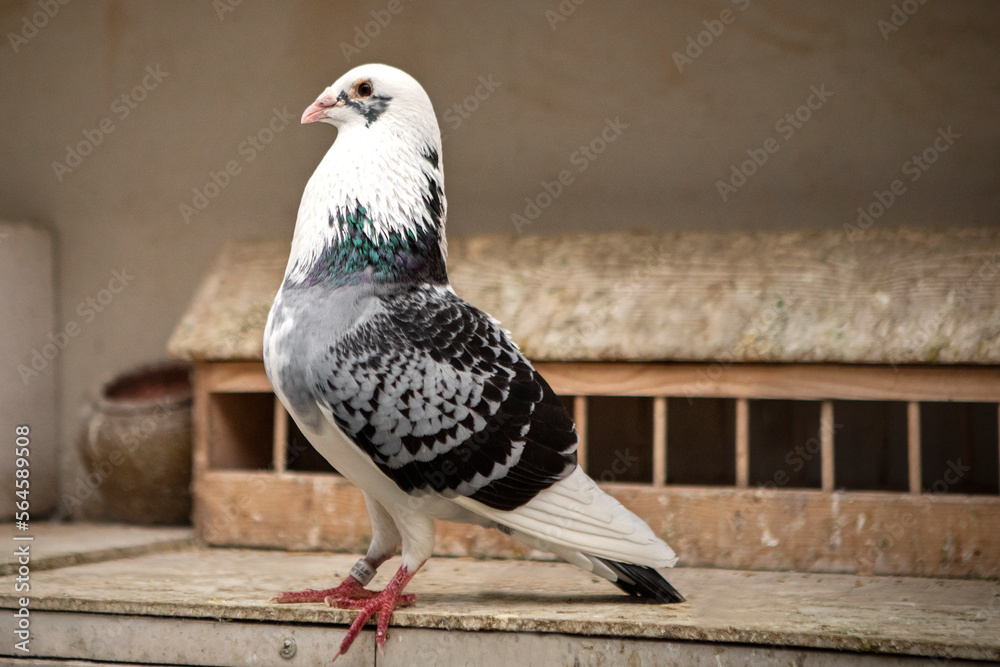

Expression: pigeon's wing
xmin=452 ymin=466 xmax=679 ymax=569
xmin=314 ymin=284 xmax=578 ymax=511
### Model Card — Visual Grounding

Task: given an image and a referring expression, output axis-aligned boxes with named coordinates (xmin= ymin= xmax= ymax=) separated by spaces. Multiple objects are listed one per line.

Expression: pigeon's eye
xmin=357 ymin=81 xmax=373 ymax=98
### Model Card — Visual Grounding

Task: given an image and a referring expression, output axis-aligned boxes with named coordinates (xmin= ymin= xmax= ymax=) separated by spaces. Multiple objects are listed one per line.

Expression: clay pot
xmin=79 ymin=360 xmax=193 ymax=524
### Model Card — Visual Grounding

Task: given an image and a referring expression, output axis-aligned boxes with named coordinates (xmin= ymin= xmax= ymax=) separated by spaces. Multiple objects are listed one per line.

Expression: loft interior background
xmin=1 ymin=0 xmax=998 ymax=518
xmin=264 ymin=395 xmax=1000 ymax=495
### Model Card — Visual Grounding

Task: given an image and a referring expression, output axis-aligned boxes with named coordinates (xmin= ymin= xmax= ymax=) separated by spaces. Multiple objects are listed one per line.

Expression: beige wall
xmin=1 ymin=0 xmax=998 ymax=517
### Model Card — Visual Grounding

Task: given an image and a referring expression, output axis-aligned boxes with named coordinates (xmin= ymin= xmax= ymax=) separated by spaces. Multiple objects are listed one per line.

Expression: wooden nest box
xmin=169 ymin=228 xmax=1000 ymax=578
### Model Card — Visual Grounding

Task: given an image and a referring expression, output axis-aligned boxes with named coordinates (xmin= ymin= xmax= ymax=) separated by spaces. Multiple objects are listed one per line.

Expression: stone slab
xmin=0 ymin=660 xmax=158 ymax=667
xmin=0 ymin=522 xmax=193 ymax=575
xmin=4 ymin=613 xmax=988 ymax=667
xmin=379 ymin=628 xmax=986 ymax=667
xmin=0 ymin=547 xmax=996 ymax=662
xmin=5 ymin=611 xmax=372 ymax=667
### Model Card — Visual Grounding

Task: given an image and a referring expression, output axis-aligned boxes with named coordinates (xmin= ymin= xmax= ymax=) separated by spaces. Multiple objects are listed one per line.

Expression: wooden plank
xmin=194 ymin=471 xmax=532 ymax=559
xmin=573 ymin=396 xmax=588 ymax=473
xmin=200 ymin=361 xmax=271 ymax=393
xmin=195 ymin=360 xmax=1000 ymax=408
xmin=272 ymin=397 xmax=287 ymax=474
xmin=908 ymin=401 xmax=921 ymax=494
xmin=194 ymin=472 xmax=365 ymax=551
xmin=610 ymin=485 xmax=1000 ymax=579
xmin=191 ymin=362 xmax=211 ymax=483
xmin=735 ymin=398 xmax=749 ymax=488
xmin=193 ymin=471 xmax=1000 ymax=579
xmin=533 ymin=362 xmax=1000 ymax=403
xmin=821 ymin=400 xmax=834 ymax=492
xmin=652 ymin=396 xmax=667 ymax=487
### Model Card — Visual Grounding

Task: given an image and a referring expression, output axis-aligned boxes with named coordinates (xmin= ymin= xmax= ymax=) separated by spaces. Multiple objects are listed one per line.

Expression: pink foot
xmin=332 ymin=565 xmax=419 ymax=660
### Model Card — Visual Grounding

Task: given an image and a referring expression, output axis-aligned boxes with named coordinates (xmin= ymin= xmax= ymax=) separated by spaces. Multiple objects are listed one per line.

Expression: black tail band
xmin=597 ymin=558 xmax=685 ymax=603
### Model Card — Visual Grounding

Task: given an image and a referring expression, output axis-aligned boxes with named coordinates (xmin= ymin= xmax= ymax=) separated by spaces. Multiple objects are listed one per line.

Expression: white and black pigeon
xmin=264 ymin=63 xmax=684 ymax=659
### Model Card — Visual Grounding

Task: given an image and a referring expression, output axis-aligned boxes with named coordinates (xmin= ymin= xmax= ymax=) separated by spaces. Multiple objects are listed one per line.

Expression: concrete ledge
xmin=9 ymin=612 xmax=991 ymax=667
xmin=0 ymin=544 xmax=997 ymax=665
xmin=0 ymin=523 xmax=194 ymax=576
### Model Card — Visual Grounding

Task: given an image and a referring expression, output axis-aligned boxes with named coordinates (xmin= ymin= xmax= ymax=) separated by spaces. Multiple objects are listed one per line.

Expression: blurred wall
xmin=0 ymin=0 xmax=998 ymax=518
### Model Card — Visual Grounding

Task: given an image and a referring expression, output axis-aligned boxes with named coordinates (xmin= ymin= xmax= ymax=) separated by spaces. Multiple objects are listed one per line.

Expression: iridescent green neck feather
xmin=295 ymin=200 xmax=447 ymax=288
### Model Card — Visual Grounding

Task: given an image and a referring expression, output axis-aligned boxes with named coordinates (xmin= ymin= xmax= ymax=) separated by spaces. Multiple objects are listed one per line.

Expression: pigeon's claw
xmin=326 ymin=592 xmax=416 ymax=609
xmin=271 ymin=576 xmax=374 ymax=604
xmin=334 ymin=564 xmax=419 ymax=656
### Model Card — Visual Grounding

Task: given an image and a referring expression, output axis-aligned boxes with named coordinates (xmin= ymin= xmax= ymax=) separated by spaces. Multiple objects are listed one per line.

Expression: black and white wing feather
xmin=314 ymin=284 xmax=578 ymax=511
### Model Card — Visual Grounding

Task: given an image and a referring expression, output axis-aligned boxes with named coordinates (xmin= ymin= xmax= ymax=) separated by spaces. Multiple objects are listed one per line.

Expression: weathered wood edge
xmin=193 ymin=470 xmax=1000 ymax=580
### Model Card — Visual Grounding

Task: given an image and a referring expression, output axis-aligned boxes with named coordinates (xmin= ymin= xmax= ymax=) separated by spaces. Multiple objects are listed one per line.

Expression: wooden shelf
xmin=191 ymin=360 xmax=1000 ymax=579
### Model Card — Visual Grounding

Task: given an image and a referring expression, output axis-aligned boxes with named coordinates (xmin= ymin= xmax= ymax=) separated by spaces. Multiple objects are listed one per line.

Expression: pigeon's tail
xmin=596 ymin=558 xmax=685 ymax=603
xmin=455 ymin=467 xmax=686 ymax=602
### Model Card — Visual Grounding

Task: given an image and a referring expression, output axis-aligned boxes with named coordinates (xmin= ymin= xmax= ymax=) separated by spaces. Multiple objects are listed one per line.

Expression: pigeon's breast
xmin=264 ymin=282 xmax=383 ymax=432
xmin=264 ymin=289 xmax=313 ymax=428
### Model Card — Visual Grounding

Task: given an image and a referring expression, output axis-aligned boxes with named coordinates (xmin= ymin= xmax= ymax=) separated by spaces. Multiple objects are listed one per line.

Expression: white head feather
xmin=286 ymin=63 xmax=446 ymax=284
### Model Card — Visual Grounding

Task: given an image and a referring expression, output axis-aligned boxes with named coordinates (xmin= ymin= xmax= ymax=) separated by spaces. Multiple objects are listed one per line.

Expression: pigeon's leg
xmin=273 ymin=494 xmax=403 ymax=605
xmin=331 ymin=561 xmax=422 ymax=660
xmin=331 ymin=506 xmax=433 ymax=659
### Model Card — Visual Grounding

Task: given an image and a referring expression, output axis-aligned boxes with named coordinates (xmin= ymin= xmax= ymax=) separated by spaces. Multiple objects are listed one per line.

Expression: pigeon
xmin=264 ymin=63 xmax=684 ymax=659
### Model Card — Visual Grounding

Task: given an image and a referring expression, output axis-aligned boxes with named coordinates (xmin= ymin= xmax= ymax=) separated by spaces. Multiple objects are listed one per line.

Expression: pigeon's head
xmin=301 ymin=64 xmax=438 ymax=138
xmin=288 ymin=64 xmax=448 ymax=285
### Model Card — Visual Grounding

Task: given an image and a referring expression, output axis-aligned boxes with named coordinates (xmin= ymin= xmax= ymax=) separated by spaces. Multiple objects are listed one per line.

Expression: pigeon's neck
xmin=285 ymin=125 xmax=448 ymax=288
xmin=295 ymin=202 xmax=447 ymax=288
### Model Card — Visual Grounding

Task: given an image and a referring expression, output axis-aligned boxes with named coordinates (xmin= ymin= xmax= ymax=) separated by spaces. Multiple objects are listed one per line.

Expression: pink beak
xmin=301 ymin=96 xmax=344 ymax=124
